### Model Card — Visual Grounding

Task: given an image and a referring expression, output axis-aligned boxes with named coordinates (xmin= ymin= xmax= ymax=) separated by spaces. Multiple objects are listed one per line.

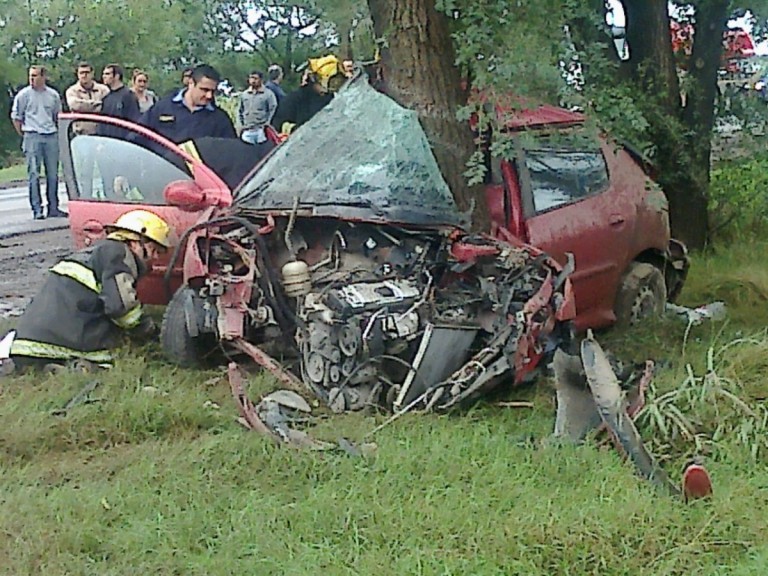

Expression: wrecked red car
xmin=58 ymin=82 xmax=575 ymax=412
xmin=158 ymin=80 xmax=575 ymax=412
xmin=59 ymin=93 xmax=685 ymax=336
xmin=479 ymin=99 xmax=688 ymax=330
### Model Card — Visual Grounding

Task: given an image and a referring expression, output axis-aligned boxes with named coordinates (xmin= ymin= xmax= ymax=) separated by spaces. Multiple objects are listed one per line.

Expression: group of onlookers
xmin=9 ymin=55 xmax=354 ymax=220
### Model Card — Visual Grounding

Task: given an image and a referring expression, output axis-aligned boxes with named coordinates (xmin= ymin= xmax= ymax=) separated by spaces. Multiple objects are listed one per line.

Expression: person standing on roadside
xmin=141 ymin=64 xmax=236 ymax=142
xmin=237 ymin=70 xmax=277 ymax=145
xmin=99 ymin=64 xmax=140 ymax=139
xmin=10 ymin=65 xmax=65 ymax=220
xmin=65 ymin=61 xmax=109 ymax=135
xmin=130 ymin=69 xmax=157 ymax=114
xmin=165 ymin=68 xmax=194 ymax=98
xmin=265 ymin=64 xmax=286 ymax=105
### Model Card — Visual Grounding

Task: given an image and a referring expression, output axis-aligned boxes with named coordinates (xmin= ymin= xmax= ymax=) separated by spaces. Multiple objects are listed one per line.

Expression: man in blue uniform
xmin=141 ymin=64 xmax=236 ymax=143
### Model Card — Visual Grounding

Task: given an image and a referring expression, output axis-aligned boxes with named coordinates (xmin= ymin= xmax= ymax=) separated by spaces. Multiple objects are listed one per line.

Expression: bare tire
xmin=614 ymin=263 xmax=666 ymax=328
xmin=161 ymin=287 xmax=218 ymax=367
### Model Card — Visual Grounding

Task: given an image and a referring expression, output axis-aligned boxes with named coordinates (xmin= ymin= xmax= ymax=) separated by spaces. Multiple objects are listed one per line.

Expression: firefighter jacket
xmin=10 ymin=239 xmax=149 ymax=363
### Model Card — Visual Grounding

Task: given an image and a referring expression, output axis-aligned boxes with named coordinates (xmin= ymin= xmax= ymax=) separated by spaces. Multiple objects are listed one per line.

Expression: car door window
xmin=523 ymin=133 xmax=609 ymax=214
xmin=69 ymin=131 xmax=190 ymax=204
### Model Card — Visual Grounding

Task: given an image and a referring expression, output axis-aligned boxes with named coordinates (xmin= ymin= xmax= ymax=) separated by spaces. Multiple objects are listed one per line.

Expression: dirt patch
xmin=0 ymin=228 xmax=72 ymax=318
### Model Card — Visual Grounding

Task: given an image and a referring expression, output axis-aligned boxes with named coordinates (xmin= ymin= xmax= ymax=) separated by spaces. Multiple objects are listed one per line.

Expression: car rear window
xmin=69 ymin=131 xmax=191 ymax=205
xmin=522 ymin=132 xmax=609 ymax=213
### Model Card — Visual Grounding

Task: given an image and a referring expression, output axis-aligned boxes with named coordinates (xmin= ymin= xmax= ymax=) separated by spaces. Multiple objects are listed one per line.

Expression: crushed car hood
xmin=234 ymin=78 xmax=465 ymax=228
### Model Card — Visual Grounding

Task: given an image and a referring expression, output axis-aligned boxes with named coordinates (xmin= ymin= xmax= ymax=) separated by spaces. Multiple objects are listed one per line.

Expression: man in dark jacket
xmin=141 ymin=64 xmax=236 ymax=143
xmin=98 ymin=63 xmax=140 ymax=139
xmin=272 ymin=55 xmax=341 ymax=135
xmin=3 ymin=209 xmax=172 ymax=373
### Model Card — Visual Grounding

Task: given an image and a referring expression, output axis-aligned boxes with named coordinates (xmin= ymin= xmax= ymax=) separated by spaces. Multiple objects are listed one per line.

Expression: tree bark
xmin=620 ymin=0 xmax=717 ymax=249
xmin=623 ymin=0 xmax=680 ymax=112
xmin=367 ymin=0 xmax=489 ymax=231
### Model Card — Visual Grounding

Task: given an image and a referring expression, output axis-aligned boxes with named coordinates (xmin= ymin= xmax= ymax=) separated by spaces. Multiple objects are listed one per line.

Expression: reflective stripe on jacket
xmin=11 ymin=239 xmax=146 ymax=362
xmin=51 ymin=260 xmax=100 ymax=292
xmin=11 ymin=338 xmax=112 ymax=363
xmin=51 ymin=258 xmax=143 ymax=329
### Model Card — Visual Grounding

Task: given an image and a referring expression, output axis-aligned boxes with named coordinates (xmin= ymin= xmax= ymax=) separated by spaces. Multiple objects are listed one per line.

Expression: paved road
xmin=0 ymin=183 xmax=70 ymax=239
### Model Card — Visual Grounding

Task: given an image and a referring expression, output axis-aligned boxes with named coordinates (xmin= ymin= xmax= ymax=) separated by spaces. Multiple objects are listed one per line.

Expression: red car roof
xmin=470 ymin=90 xmax=585 ymax=131
xmin=499 ymin=103 xmax=585 ymax=129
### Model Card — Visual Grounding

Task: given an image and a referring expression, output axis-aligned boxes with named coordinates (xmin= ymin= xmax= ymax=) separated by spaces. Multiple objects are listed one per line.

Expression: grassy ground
xmin=2 ymin=243 xmax=768 ymax=575
xmin=0 ymin=162 xmax=27 ymax=184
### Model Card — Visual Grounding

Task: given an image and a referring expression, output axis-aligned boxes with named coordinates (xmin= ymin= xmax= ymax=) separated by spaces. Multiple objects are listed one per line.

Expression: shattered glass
xmin=234 ymin=78 xmax=465 ymax=228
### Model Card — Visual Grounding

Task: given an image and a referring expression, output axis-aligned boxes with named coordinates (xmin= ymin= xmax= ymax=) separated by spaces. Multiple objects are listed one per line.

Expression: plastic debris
xmin=665 ymin=301 xmax=727 ymax=325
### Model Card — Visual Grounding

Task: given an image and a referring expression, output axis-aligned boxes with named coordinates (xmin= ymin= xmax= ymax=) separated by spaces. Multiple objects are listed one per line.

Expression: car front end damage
xmin=158 ymin=77 xmax=712 ymax=502
xmin=165 ymin=207 xmax=575 ymax=413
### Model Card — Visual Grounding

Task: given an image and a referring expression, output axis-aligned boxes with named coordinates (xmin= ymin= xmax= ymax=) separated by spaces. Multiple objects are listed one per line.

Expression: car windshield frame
xmin=233 ymin=78 xmax=466 ymax=228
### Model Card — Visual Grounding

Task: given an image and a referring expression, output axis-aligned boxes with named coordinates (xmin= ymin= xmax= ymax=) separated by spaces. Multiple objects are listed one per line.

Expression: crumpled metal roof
xmin=234 ymin=77 xmax=464 ymax=228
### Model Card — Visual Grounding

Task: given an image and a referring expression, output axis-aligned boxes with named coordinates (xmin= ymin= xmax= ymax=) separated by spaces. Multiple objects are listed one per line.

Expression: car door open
xmin=59 ymin=113 xmax=232 ymax=304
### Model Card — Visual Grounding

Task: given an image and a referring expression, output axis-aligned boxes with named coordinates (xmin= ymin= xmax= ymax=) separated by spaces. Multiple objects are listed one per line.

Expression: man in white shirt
xmin=237 ymin=70 xmax=277 ymax=145
xmin=10 ymin=65 xmax=64 ymax=220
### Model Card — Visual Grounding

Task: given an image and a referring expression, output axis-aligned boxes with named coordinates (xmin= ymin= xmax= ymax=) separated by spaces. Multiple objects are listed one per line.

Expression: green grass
xmin=3 ymin=244 xmax=768 ymax=575
xmin=0 ymin=162 xmax=27 ymax=184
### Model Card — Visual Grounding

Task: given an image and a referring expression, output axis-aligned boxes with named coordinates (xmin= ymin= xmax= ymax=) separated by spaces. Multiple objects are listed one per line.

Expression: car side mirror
xmin=164 ymin=180 xmax=207 ymax=211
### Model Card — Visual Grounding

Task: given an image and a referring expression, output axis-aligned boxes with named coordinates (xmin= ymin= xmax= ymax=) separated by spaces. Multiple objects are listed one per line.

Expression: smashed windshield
xmin=235 ymin=78 xmax=464 ymax=227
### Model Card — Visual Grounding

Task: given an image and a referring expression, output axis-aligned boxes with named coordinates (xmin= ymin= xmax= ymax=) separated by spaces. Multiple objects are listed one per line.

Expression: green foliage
xmin=447 ymin=0 xmax=568 ymax=101
xmin=709 ymin=145 xmax=768 ymax=240
xmin=0 ymin=80 xmax=20 ymax=168
xmin=0 ymin=162 xmax=27 ymax=182
xmin=640 ymin=344 xmax=768 ymax=459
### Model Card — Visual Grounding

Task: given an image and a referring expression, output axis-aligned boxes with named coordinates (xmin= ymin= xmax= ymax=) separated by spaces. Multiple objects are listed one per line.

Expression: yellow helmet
xmin=308 ymin=55 xmax=340 ymax=88
xmin=106 ymin=209 xmax=172 ymax=248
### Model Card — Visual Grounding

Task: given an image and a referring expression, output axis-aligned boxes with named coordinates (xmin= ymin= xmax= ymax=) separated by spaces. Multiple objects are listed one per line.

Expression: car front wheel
xmin=614 ymin=262 xmax=667 ymax=328
xmin=161 ymin=286 xmax=219 ymax=367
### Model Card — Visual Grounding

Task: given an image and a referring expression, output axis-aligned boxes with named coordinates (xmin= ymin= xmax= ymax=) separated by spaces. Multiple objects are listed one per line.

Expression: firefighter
xmin=4 ymin=209 xmax=172 ymax=373
xmin=272 ymin=55 xmax=343 ymax=136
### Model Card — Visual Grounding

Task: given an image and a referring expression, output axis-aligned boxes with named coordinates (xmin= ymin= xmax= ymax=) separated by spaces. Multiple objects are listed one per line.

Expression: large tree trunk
xmin=623 ymin=0 xmax=680 ymax=112
xmin=367 ymin=0 xmax=489 ymax=231
xmin=621 ymin=0 xmax=712 ymax=249
xmin=678 ymin=0 xmax=729 ymax=244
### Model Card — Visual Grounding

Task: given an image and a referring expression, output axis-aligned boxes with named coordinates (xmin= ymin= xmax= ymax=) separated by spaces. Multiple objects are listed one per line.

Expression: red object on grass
xmin=682 ymin=462 xmax=713 ymax=503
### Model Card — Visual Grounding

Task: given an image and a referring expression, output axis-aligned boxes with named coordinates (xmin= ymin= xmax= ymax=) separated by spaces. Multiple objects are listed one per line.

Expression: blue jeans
xmin=22 ymin=132 xmax=60 ymax=216
xmin=241 ymin=128 xmax=267 ymax=144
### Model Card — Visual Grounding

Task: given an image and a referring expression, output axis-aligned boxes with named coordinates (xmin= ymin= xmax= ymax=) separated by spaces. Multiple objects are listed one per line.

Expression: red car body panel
xmin=483 ymin=108 xmax=673 ymax=330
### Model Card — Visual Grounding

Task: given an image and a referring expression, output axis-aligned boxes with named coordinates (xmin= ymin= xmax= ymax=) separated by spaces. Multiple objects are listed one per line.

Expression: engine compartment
xmin=166 ymin=211 xmax=571 ymax=412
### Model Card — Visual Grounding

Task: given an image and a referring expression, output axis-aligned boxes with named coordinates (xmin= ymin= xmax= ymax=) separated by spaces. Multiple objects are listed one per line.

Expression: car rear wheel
xmin=161 ymin=286 xmax=218 ymax=367
xmin=614 ymin=263 xmax=667 ymax=328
